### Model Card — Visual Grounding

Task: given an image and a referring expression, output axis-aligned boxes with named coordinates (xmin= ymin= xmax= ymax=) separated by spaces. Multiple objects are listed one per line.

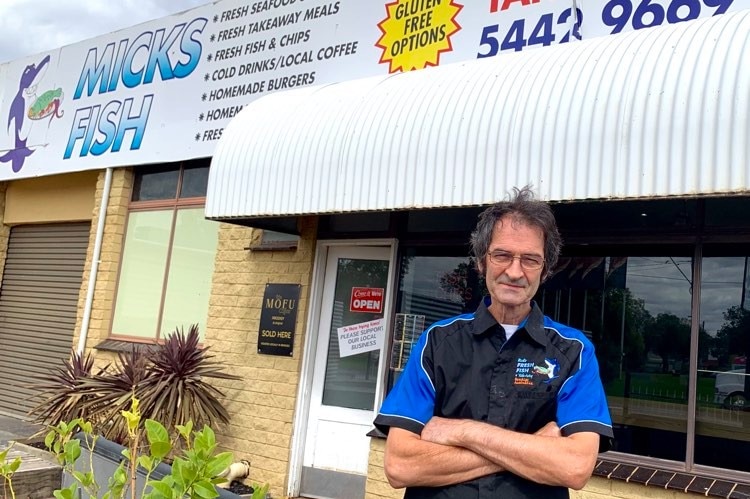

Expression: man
xmin=374 ymin=186 xmax=613 ymax=498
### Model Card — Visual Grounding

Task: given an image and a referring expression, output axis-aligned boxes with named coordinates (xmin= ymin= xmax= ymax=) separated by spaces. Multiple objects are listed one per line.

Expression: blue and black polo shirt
xmin=374 ymin=297 xmax=613 ymax=499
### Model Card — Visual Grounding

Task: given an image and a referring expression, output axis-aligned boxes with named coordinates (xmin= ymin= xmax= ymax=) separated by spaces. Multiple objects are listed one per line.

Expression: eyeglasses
xmin=487 ymin=251 xmax=545 ymax=270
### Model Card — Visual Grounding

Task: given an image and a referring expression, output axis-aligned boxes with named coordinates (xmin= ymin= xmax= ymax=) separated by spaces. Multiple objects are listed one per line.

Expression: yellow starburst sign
xmin=376 ymin=0 xmax=463 ymax=74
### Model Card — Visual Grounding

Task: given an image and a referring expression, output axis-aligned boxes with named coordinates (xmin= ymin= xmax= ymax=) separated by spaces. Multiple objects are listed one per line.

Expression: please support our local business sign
xmin=337 ymin=318 xmax=386 ymax=357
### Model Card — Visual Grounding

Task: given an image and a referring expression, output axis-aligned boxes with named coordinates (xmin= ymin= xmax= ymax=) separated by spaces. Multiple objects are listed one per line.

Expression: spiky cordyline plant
xmin=75 ymin=347 xmax=153 ymax=442
xmin=30 ymin=325 xmax=238 ymax=444
xmin=29 ymin=351 xmax=107 ymax=430
xmin=138 ymin=324 xmax=237 ymax=435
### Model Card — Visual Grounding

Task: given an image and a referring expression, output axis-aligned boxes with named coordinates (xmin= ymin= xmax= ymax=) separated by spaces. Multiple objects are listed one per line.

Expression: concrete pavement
xmin=0 ymin=411 xmax=61 ymax=498
xmin=0 ymin=411 xmax=42 ymax=447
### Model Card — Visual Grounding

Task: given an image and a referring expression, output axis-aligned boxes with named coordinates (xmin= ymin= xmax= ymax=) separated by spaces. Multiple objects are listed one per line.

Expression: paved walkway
xmin=0 ymin=412 xmax=60 ymax=498
xmin=0 ymin=411 xmax=42 ymax=447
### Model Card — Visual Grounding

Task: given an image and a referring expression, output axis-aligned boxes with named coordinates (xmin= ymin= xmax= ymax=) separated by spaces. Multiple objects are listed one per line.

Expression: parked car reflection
xmin=714 ymin=369 xmax=749 ymax=410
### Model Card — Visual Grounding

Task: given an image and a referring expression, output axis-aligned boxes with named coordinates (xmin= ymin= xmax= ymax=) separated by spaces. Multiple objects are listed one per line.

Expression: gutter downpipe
xmin=76 ymin=167 xmax=113 ymax=355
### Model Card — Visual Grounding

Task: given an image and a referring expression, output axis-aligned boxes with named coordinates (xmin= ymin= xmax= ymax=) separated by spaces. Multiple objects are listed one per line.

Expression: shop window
xmin=110 ymin=159 xmax=218 ymax=341
xmin=394 ymin=250 xmax=702 ymax=462
xmin=695 ymin=253 xmax=750 ymax=472
xmin=540 ymin=253 xmax=693 ymax=462
xmin=386 ymin=200 xmax=750 ymax=481
xmin=389 ymin=247 xmax=485 ymax=389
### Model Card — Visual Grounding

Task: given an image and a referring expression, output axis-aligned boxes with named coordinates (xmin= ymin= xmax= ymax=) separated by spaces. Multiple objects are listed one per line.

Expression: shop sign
xmin=350 ymin=287 xmax=384 ymax=313
xmin=1 ymin=0 xmax=744 ymax=181
xmin=337 ymin=318 xmax=385 ymax=357
xmin=258 ymin=283 xmax=300 ymax=356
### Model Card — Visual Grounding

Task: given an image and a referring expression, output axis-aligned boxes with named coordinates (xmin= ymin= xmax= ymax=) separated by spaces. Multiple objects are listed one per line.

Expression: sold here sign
xmin=350 ymin=287 xmax=384 ymax=313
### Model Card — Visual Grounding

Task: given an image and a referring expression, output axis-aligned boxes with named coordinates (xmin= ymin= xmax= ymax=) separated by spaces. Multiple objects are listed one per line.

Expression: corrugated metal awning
xmin=206 ymin=10 xmax=750 ymax=221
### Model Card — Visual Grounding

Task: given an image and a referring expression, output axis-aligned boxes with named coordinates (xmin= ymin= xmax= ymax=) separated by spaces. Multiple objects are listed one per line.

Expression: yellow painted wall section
xmin=206 ymin=218 xmax=317 ymax=499
xmin=0 ymin=183 xmax=11 ymax=286
xmin=5 ymin=170 xmax=98 ymax=224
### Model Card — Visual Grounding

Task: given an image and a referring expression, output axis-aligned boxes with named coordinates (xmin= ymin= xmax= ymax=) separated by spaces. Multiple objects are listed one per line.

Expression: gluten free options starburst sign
xmin=376 ymin=0 xmax=463 ymax=73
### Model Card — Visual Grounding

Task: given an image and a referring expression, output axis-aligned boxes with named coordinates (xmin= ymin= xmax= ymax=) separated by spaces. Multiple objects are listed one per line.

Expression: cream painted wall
xmin=5 ymin=170 xmax=98 ymax=224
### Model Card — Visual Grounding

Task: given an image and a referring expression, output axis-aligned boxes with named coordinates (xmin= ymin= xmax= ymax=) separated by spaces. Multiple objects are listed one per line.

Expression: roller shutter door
xmin=0 ymin=223 xmax=90 ymax=416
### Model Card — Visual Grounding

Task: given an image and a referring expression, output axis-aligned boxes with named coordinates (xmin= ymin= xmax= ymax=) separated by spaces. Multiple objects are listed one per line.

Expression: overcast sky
xmin=0 ymin=0 xmax=209 ymax=64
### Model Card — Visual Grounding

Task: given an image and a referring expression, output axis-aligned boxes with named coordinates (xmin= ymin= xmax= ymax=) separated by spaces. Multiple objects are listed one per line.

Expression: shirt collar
xmin=473 ymin=296 xmax=547 ymax=346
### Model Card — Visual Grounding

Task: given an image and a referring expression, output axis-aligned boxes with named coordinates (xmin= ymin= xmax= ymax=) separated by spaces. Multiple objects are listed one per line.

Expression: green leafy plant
xmin=31 ymin=325 xmax=238 ymax=444
xmin=248 ymin=483 xmax=269 ymax=499
xmin=0 ymin=443 xmax=22 ymax=499
xmin=46 ymin=398 xmax=237 ymax=499
xmin=144 ymin=421 xmax=233 ymax=499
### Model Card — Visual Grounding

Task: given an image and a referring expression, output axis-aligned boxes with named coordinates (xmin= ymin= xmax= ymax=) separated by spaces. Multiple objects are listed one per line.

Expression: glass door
xmin=300 ymin=245 xmax=392 ymax=499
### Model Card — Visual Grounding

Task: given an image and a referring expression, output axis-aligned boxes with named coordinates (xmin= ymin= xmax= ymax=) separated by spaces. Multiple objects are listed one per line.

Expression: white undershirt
xmin=501 ymin=323 xmax=519 ymax=340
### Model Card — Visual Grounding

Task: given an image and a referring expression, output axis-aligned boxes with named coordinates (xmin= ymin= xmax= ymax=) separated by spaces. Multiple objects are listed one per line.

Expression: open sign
xmin=350 ymin=287 xmax=384 ymax=313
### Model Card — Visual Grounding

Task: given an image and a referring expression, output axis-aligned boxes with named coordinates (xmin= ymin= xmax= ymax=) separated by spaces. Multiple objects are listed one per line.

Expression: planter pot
xmin=63 ymin=433 xmax=245 ymax=499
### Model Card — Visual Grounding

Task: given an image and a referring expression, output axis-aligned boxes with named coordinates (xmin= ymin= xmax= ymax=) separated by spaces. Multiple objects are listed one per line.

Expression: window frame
xmin=371 ymin=197 xmax=750 ymax=484
xmin=109 ymin=162 xmax=214 ymax=343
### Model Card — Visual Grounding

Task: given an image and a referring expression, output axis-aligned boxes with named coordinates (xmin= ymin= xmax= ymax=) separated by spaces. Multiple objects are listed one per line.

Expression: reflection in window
xmin=696 ymin=257 xmax=750 ymax=472
xmin=180 ymin=165 xmax=210 ymax=198
xmin=390 ymin=253 xmax=484 ymax=390
xmin=539 ymin=255 xmax=693 ymax=461
xmin=131 ymin=168 xmax=179 ymax=201
xmin=391 ymin=248 xmax=750 ymax=471
xmin=399 ymin=255 xmax=478 ymax=324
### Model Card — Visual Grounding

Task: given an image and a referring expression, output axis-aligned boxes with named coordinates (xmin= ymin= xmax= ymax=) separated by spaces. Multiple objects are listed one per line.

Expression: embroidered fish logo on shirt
xmin=533 ymin=358 xmax=560 ymax=382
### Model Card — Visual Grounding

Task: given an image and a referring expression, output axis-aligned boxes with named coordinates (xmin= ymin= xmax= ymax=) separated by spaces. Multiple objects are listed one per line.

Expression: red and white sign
xmin=350 ymin=287 xmax=384 ymax=313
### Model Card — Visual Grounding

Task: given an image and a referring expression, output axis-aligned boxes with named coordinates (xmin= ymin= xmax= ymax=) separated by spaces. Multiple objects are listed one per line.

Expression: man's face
xmin=482 ymin=216 xmax=546 ymax=310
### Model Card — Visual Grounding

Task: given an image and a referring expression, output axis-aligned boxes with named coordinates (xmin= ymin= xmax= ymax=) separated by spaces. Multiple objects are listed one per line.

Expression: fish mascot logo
xmin=1 ymin=54 xmax=64 ymax=173
xmin=533 ymin=358 xmax=560 ymax=383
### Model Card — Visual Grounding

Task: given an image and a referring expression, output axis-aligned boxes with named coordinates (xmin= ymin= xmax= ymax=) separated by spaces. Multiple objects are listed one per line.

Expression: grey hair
xmin=470 ymin=185 xmax=562 ymax=280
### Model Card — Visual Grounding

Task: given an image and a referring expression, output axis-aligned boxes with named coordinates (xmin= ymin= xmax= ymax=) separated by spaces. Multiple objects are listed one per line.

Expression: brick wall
xmin=206 ymin=217 xmax=317 ymax=499
xmin=366 ymin=438 xmax=706 ymax=499
xmin=73 ymin=168 xmax=132 ymax=364
xmin=366 ymin=438 xmax=402 ymax=499
xmin=572 ymin=477 xmax=706 ymax=498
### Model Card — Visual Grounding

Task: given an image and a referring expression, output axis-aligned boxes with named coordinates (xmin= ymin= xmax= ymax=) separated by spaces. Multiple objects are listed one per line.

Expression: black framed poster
xmin=257 ymin=283 xmax=301 ymax=356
